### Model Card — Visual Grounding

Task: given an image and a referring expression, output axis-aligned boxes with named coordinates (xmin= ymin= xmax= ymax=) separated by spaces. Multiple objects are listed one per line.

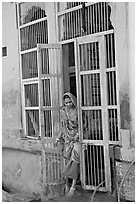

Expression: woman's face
xmin=64 ymin=97 xmax=73 ymax=108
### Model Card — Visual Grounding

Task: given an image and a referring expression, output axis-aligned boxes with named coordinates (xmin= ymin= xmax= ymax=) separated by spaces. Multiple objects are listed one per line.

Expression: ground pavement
xmin=3 ymin=187 xmax=127 ymax=202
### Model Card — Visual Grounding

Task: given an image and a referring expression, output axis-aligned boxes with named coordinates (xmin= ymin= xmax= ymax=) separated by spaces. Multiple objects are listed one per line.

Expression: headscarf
xmin=63 ymin=92 xmax=77 ymax=107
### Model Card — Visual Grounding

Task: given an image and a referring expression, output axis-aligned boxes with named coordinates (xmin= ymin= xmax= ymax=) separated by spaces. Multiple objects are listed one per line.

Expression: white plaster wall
xmin=110 ymin=3 xmax=129 ymax=96
xmin=110 ymin=2 xmax=135 ymax=154
xmin=2 ymin=2 xmax=21 ymax=131
xmin=46 ymin=3 xmax=57 ymax=43
xmin=127 ymin=3 xmax=135 ymax=146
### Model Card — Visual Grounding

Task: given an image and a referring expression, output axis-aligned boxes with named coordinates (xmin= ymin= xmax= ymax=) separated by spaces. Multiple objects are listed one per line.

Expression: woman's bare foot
xmin=66 ymin=187 xmax=75 ymax=197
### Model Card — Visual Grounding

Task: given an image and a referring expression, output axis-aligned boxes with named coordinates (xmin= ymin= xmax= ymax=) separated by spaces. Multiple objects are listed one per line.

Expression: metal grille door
xmin=37 ymin=44 xmax=63 ymax=139
xmin=37 ymin=44 xmax=64 ymax=185
xmin=75 ymin=35 xmax=112 ymax=191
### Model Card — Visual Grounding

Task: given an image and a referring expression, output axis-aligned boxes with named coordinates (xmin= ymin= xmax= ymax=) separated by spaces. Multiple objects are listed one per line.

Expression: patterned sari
xmin=58 ymin=93 xmax=80 ymax=163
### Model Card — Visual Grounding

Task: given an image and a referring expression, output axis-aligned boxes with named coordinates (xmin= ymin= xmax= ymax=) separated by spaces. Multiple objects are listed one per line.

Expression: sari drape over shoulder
xmin=58 ymin=93 xmax=80 ymax=163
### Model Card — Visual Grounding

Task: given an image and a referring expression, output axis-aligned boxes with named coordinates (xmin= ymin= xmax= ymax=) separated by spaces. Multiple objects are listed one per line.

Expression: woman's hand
xmin=55 ymin=138 xmax=60 ymax=145
xmin=73 ymin=133 xmax=79 ymax=142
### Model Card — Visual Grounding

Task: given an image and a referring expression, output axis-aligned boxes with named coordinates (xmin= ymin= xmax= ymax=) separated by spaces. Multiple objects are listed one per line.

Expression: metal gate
xmin=74 ymin=32 xmax=119 ymax=191
xmin=37 ymin=44 xmax=64 ymax=185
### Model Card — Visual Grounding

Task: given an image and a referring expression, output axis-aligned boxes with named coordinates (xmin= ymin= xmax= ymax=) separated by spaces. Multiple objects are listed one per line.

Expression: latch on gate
xmin=83 ymin=143 xmax=88 ymax=150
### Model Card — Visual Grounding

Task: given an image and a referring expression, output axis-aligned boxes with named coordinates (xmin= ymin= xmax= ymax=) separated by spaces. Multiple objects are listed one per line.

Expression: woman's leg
xmin=66 ymin=179 xmax=76 ymax=196
xmin=65 ymin=177 xmax=70 ymax=194
xmin=71 ymin=179 xmax=77 ymax=189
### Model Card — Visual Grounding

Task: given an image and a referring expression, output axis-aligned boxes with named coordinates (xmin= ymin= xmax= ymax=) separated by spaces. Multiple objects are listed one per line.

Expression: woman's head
xmin=63 ymin=93 xmax=77 ymax=108
xmin=64 ymin=95 xmax=73 ymax=108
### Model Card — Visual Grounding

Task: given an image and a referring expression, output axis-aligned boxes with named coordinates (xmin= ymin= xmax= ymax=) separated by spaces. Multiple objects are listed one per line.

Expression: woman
xmin=56 ymin=92 xmax=87 ymax=196
xmin=56 ymin=93 xmax=80 ymax=196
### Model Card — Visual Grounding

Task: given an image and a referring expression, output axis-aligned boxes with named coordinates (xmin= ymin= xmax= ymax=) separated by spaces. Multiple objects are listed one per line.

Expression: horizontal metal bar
xmin=57 ymin=2 xmax=100 ymax=17
xmin=79 ymin=30 xmax=114 ymax=43
xmin=82 ymin=140 xmax=104 ymax=145
xmin=37 ymin=44 xmax=61 ymax=49
xmin=109 ymin=141 xmax=121 ymax=145
xmin=57 ymin=4 xmax=82 ymax=16
xmin=81 ymin=106 xmax=102 ymax=110
xmin=21 ymin=47 xmax=37 ymax=55
xmin=41 ymin=74 xmax=62 ymax=78
xmin=58 ymin=38 xmax=75 ymax=44
xmin=19 ymin=16 xmax=48 ymax=29
xmin=58 ymin=30 xmax=114 ymax=44
xmin=22 ymin=78 xmax=38 ymax=84
xmin=106 ymin=67 xmax=116 ymax=72
xmin=25 ymin=107 xmax=39 ymax=110
xmin=24 ymin=136 xmax=40 ymax=140
xmin=107 ymin=105 xmax=118 ymax=109
xmin=42 ymin=106 xmax=62 ymax=110
xmin=80 ymin=70 xmax=101 ymax=75
xmin=84 ymin=185 xmax=107 ymax=192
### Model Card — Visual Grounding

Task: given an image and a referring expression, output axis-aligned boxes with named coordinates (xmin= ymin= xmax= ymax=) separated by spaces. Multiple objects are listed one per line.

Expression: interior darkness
xmin=69 ymin=42 xmax=77 ymax=97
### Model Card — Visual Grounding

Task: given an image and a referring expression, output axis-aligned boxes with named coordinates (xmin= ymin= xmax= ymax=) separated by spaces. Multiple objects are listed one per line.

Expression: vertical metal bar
xmin=57 ymin=152 xmax=59 ymax=182
xmin=75 ymin=9 xmax=78 ymax=37
xmin=101 ymin=2 xmax=103 ymax=32
xmin=92 ymin=42 xmax=95 ymax=70
xmin=93 ymin=73 xmax=96 ymax=106
xmin=74 ymin=38 xmax=85 ymax=187
xmin=103 ymin=3 xmax=106 ymax=31
xmin=88 ymin=43 xmax=91 ymax=71
xmin=99 ymin=36 xmax=111 ymax=191
xmin=93 ymin=145 xmax=97 ymax=186
xmin=95 ymin=109 xmax=98 ymax=140
xmin=71 ymin=10 xmax=74 ymax=38
xmin=68 ymin=12 xmax=70 ymax=39
xmin=109 ymin=72 xmax=112 ymax=105
xmin=80 ymin=9 xmax=83 ymax=36
xmin=85 ymin=44 xmax=88 ymax=71
xmin=88 ymin=73 xmax=91 ymax=107
xmin=93 ymin=4 xmax=95 ymax=33
xmin=109 ymin=110 xmax=111 ymax=141
xmin=95 ymin=3 xmax=98 ymax=33
xmin=99 ymin=146 xmax=103 ymax=183
xmin=111 ymin=110 xmax=114 ymax=141
xmin=86 ymin=145 xmax=89 ymax=185
xmin=78 ymin=8 xmax=80 ymax=36
xmin=96 ymin=145 xmax=100 ymax=185
xmin=17 ymin=3 xmax=27 ymax=134
xmin=90 ymin=5 xmax=93 ymax=34
xmin=37 ymin=45 xmax=45 ymax=139
xmin=95 ymin=42 xmax=97 ymax=71
xmin=106 ymin=3 xmax=109 ymax=30
xmin=99 ymin=110 xmax=101 ymax=140
xmin=65 ymin=14 xmax=67 ymax=40
xmin=102 ymin=2 xmax=105 ymax=32
xmin=113 ymin=109 xmax=116 ymax=141
xmin=112 ymin=71 xmax=115 ymax=105
xmin=87 ymin=5 xmax=89 ymax=35
xmin=111 ymin=34 xmax=114 ymax=68
xmin=67 ymin=12 xmax=69 ymax=39
xmin=98 ymin=3 xmax=100 ymax=33
xmin=97 ymin=74 xmax=100 ymax=107
xmin=86 ymin=74 xmax=90 ymax=107
xmin=74 ymin=10 xmax=76 ymax=38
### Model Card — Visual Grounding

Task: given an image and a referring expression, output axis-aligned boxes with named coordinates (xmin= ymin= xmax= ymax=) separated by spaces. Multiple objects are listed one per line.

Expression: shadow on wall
xmin=120 ymin=94 xmax=131 ymax=129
